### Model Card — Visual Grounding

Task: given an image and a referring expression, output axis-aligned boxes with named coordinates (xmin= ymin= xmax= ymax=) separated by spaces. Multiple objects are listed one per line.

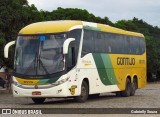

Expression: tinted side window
xmin=107 ymin=34 xmax=120 ymax=53
xmin=68 ymin=29 xmax=82 ymax=47
xmin=124 ymin=36 xmax=130 ymax=54
xmin=115 ymin=34 xmax=125 ymax=54
xmin=68 ymin=47 xmax=75 ymax=69
xmin=139 ymin=37 xmax=145 ymax=54
xmin=68 ymin=29 xmax=82 ymax=63
xmin=130 ymin=36 xmax=140 ymax=54
xmin=81 ymin=30 xmax=145 ymax=55
xmin=104 ymin=34 xmax=111 ymax=53
xmin=82 ymin=30 xmax=94 ymax=57
xmin=94 ymin=32 xmax=106 ymax=53
xmin=104 ymin=33 xmax=126 ymax=54
xmin=129 ymin=36 xmax=145 ymax=55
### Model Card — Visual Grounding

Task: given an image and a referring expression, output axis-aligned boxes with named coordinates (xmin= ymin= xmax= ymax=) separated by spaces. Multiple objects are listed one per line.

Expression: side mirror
xmin=4 ymin=41 xmax=15 ymax=58
xmin=63 ymin=38 xmax=75 ymax=54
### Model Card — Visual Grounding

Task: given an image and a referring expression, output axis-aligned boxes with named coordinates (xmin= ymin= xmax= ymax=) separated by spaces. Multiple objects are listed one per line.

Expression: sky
xmin=27 ymin=0 xmax=160 ymax=27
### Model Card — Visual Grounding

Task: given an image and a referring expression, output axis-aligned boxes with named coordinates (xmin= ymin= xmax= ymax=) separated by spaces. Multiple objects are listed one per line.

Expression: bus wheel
xmin=130 ymin=79 xmax=137 ymax=96
xmin=121 ymin=78 xmax=131 ymax=97
xmin=75 ymin=81 xmax=89 ymax=102
xmin=32 ymin=98 xmax=45 ymax=104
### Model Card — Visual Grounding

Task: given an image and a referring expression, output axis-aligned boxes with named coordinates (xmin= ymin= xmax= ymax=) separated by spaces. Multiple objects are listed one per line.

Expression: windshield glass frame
xmin=14 ymin=32 xmax=67 ymax=77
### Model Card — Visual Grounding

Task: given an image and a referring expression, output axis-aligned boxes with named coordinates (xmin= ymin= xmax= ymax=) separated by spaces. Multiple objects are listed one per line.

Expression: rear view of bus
xmin=4 ymin=20 xmax=146 ymax=104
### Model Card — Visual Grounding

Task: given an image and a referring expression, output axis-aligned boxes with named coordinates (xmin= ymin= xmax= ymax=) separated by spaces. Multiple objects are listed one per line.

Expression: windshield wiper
xmin=24 ymin=54 xmax=51 ymax=77
xmin=24 ymin=52 xmax=38 ymax=75
xmin=23 ymin=59 xmax=35 ymax=75
xmin=38 ymin=59 xmax=51 ymax=77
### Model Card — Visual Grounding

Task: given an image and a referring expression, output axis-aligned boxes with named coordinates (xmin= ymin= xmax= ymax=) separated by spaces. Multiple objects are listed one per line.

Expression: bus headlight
xmin=52 ymin=77 xmax=69 ymax=86
xmin=12 ymin=80 xmax=20 ymax=86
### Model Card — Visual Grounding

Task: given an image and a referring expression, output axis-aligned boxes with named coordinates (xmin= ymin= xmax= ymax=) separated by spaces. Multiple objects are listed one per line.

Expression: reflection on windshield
xmin=15 ymin=34 xmax=66 ymax=76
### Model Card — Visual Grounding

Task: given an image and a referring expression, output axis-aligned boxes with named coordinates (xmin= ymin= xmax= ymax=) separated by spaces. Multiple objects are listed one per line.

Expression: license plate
xmin=32 ymin=91 xmax=41 ymax=95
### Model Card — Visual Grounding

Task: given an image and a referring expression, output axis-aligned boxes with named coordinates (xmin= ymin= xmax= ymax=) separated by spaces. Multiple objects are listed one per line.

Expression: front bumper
xmin=12 ymin=83 xmax=71 ymax=98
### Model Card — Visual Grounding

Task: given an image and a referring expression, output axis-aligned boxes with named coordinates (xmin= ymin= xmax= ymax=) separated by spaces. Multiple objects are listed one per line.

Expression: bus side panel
xmin=77 ymin=53 xmax=120 ymax=95
xmin=109 ymin=52 xmax=146 ymax=90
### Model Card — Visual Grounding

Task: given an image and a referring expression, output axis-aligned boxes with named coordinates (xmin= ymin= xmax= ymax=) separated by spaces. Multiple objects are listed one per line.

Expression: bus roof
xmin=19 ymin=20 xmax=144 ymax=37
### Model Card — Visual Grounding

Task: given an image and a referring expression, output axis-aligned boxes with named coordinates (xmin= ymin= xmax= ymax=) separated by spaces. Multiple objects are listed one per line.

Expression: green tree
xmin=0 ymin=0 xmax=45 ymax=68
xmin=1 ymin=3 xmax=160 ymax=82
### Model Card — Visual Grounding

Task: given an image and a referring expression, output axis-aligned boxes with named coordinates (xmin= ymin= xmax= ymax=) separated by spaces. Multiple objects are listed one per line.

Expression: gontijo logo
xmin=117 ymin=57 xmax=135 ymax=65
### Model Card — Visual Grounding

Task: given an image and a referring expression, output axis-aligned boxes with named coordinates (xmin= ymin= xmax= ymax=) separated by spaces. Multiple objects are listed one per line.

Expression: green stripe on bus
xmin=92 ymin=53 xmax=112 ymax=85
xmin=92 ymin=53 xmax=118 ymax=85
xmin=37 ymin=77 xmax=60 ymax=84
xmin=47 ymin=76 xmax=60 ymax=83
xmin=101 ymin=54 xmax=119 ymax=85
xmin=37 ymin=79 xmax=49 ymax=85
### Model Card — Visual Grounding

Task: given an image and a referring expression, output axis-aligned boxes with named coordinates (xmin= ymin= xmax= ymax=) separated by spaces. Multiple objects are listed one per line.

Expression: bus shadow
xmin=24 ymin=93 xmax=126 ymax=105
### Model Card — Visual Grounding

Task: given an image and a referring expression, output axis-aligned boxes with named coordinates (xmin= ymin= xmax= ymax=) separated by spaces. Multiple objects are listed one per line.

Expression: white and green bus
xmin=4 ymin=21 xmax=146 ymax=103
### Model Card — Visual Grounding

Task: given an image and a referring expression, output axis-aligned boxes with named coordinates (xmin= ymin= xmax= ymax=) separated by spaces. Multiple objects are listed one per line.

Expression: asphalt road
xmin=0 ymin=82 xmax=160 ymax=108
xmin=0 ymin=82 xmax=160 ymax=116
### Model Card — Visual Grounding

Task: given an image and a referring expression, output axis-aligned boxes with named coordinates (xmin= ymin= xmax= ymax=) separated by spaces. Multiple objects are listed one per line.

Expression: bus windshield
xmin=15 ymin=34 xmax=66 ymax=76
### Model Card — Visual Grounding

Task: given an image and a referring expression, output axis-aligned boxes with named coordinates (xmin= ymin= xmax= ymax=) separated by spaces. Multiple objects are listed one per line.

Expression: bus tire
xmin=32 ymin=98 xmax=45 ymax=104
xmin=120 ymin=78 xmax=131 ymax=97
xmin=130 ymin=79 xmax=137 ymax=96
xmin=75 ymin=81 xmax=89 ymax=102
